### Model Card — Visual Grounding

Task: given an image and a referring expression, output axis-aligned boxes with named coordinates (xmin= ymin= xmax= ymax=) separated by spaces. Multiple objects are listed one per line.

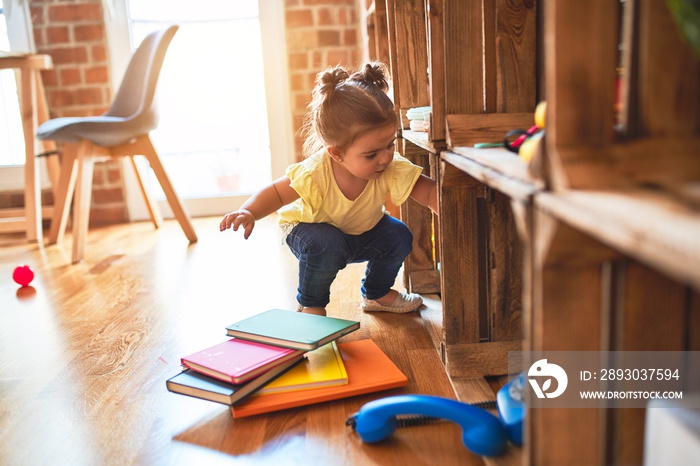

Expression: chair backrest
xmin=106 ymin=25 xmax=179 ymax=123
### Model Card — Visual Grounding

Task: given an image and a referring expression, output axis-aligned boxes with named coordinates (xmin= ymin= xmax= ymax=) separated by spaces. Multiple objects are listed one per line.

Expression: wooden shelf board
xmin=444 ymin=340 xmax=522 ymax=378
xmin=401 ymin=130 xmax=447 ymax=154
xmin=536 ymin=189 xmax=700 ymax=291
xmin=442 ymin=148 xmax=543 ymax=201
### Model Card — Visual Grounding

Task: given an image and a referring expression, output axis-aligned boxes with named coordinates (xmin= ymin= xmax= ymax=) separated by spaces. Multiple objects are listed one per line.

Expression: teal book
xmin=226 ymin=309 xmax=360 ymax=351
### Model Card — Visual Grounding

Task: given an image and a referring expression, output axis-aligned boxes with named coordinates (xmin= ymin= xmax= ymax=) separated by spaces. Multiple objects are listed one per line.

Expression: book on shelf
xmin=166 ymin=354 xmax=304 ymax=405
xmin=225 ymin=308 xmax=360 ymax=351
xmin=180 ymin=338 xmax=304 ymax=384
xmin=230 ymin=338 xmax=408 ymax=418
xmin=255 ymin=341 xmax=348 ymax=395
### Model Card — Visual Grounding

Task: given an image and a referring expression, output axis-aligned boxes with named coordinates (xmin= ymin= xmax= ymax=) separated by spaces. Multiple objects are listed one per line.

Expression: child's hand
xmin=219 ymin=209 xmax=255 ymax=239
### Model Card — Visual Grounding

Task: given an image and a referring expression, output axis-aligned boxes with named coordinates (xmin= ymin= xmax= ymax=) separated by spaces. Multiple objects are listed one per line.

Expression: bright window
xmin=0 ymin=0 xmax=27 ymax=168
xmin=0 ymin=0 xmax=49 ymax=192
xmin=129 ymin=1 xmax=271 ymax=198
xmin=110 ymin=0 xmax=293 ymax=218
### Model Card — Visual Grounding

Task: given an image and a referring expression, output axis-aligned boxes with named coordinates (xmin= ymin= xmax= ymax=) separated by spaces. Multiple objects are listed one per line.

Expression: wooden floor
xmin=0 ymin=216 xmax=521 ymax=466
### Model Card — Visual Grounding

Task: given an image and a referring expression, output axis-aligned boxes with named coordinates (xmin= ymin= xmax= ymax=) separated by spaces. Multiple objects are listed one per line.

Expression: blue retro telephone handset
xmin=346 ymin=374 xmax=525 ymax=457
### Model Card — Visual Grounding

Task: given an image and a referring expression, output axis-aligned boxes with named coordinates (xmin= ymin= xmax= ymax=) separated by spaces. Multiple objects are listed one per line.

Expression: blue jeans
xmin=285 ymin=215 xmax=414 ymax=308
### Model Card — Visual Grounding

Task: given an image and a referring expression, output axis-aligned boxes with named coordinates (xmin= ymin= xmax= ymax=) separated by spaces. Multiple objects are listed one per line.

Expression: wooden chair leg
xmin=48 ymin=143 xmax=80 ymax=245
xmin=71 ymin=145 xmax=95 ymax=263
xmin=21 ymin=68 xmax=41 ymax=243
xmin=35 ymin=75 xmax=60 ymax=197
xmin=139 ymin=136 xmax=198 ymax=243
xmin=45 ymin=153 xmax=61 ymax=199
xmin=128 ymin=155 xmax=163 ymax=229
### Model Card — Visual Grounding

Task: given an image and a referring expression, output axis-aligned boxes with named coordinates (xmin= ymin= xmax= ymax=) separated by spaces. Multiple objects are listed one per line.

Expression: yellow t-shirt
xmin=278 ymin=150 xmax=423 ymax=235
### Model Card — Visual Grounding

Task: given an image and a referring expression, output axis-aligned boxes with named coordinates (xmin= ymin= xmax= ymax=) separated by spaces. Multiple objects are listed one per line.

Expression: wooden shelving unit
xmin=524 ymin=3 xmax=700 ymax=464
xmin=379 ymin=0 xmax=538 ymax=382
xmin=365 ymin=0 xmax=699 ymax=464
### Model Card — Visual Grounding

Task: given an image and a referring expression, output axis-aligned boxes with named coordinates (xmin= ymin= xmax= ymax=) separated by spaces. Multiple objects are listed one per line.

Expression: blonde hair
xmin=302 ymin=62 xmax=398 ymax=158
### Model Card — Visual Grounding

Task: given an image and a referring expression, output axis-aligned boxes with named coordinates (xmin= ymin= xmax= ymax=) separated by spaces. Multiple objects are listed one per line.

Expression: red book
xmin=181 ymin=339 xmax=304 ymax=384
xmin=230 ymin=339 xmax=408 ymax=418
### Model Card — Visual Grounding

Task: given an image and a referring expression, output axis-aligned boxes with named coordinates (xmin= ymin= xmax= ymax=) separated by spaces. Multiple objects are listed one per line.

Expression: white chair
xmin=37 ymin=25 xmax=197 ymax=263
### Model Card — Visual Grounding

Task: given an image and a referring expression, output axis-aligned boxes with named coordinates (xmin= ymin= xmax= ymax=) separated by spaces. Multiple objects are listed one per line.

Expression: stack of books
xmin=166 ymin=309 xmax=408 ymax=418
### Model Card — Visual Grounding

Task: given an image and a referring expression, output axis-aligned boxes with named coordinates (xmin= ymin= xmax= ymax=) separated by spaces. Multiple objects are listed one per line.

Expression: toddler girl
xmin=220 ymin=62 xmax=437 ymax=316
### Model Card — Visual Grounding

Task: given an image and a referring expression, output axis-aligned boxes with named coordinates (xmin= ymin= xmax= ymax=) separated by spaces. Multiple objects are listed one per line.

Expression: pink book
xmin=181 ymin=339 xmax=305 ymax=384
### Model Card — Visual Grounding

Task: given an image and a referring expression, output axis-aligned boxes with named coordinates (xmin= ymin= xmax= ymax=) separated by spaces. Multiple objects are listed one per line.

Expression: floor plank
xmin=0 ymin=216 xmax=517 ymax=465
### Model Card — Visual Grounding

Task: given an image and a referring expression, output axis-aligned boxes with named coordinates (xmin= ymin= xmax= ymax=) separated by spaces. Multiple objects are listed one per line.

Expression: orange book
xmin=230 ymin=339 xmax=408 ymax=418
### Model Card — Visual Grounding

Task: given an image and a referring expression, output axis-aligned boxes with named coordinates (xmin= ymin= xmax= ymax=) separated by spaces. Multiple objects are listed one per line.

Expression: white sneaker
xmin=361 ymin=292 xmax=423 ymax=313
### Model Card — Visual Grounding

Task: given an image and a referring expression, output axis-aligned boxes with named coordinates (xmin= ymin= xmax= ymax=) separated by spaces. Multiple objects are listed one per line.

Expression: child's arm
xmin=409 ymin=174 xmax=438 ymax=214
xmin=219 ymin=176 xmax=300 ymax=239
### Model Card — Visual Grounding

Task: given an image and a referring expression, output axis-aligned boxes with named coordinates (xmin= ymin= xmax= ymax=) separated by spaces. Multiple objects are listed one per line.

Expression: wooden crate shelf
xmin=401 ymin=130 xmax=446 ymax=154
xmin=365 ymin=0 xmax=700 ymax=464
xmin=399 ymin=138 xmax=441 ymax=295
xmin=536 ymin=189 xmax=700 ymax=291
xmin=443 ymin=149 xmax=543 ymax=202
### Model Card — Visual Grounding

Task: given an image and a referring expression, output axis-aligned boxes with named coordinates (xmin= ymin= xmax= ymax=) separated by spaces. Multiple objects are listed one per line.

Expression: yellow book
xmin=255 ymin=341 xmax=348 ymax=395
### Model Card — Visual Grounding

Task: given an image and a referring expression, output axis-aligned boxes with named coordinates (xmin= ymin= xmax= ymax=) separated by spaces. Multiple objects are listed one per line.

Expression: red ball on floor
xmin=12 ymin=265 xmax=34 ymax=287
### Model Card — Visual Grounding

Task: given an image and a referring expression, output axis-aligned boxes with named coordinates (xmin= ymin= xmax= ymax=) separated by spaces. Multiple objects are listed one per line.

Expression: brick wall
xmin=12 ymin=0 xmax=363 ymax=225
xmin=285 ymin=0 xmax=363 ymax=160
xmin=31 ymin=0 xmax=127 ymax=225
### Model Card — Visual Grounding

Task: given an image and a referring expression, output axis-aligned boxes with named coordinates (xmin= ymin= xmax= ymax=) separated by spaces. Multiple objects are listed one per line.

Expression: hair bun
xmin=317 ymin=66 xmax=349 ymax=97
xmin=350 ymin=62 xmax=389 ymax=92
